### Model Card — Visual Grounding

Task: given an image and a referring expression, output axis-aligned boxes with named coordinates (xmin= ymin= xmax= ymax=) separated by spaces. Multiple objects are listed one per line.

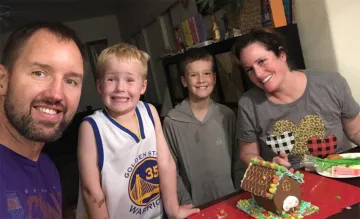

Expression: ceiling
xmin=1 ymin=0 xmax=126 ymax=4
xmin=0 ymin=0 xmax=135 ymax=33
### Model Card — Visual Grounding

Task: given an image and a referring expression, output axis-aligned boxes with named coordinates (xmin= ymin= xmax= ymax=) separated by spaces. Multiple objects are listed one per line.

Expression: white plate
xmin=316 ymin=153 xmax=360 ymax=178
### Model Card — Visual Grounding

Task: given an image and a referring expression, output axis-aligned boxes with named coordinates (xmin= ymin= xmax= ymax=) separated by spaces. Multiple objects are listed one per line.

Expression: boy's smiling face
xmin=97 ymin=57 xmax=147 ymax=116
xmin=181 ymin=60 xmax=216 ymax=101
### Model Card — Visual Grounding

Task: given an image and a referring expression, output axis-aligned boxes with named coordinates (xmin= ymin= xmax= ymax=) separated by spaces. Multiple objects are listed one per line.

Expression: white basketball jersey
xmin=76 ymin=101 xmax=163 ymax=219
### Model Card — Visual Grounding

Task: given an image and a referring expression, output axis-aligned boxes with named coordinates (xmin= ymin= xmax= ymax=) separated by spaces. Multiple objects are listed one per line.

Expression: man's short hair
xmin=180 ymin=48 xmax=214 ymax=76
xmin=1 ymin=22 xmax=85 ymax=72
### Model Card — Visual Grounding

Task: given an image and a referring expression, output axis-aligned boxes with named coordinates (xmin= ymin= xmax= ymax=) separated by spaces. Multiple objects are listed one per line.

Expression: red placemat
xmin=188 ymin=171 xmax=360 ymax=219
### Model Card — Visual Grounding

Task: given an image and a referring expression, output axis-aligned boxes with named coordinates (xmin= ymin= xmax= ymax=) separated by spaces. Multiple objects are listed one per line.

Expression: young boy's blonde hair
xmin=96 ymin=42 xmax=150 ymax=80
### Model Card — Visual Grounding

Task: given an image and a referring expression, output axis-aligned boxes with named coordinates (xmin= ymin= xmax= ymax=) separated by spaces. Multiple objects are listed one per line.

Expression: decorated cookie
xmin=240 ymin=158 xmax=304 ymax=214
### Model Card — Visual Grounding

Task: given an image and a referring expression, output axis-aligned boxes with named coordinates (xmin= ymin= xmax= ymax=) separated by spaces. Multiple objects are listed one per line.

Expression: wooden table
xmin=196 ymin=146 xmax=360 ymax=219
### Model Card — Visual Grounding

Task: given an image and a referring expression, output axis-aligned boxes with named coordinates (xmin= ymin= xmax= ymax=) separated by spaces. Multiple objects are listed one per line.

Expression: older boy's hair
xmin=180 ymin=48 xmax=214 ymax=76
xmin=96 ymin=42 xmax=150 ymax=80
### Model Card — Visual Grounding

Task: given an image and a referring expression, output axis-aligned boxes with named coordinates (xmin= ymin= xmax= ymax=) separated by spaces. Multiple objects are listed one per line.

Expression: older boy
xmin=163 ymin=48 xmax=240 ymax=206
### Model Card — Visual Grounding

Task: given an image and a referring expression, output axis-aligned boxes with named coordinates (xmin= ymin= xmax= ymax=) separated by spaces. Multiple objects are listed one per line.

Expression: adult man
xmin=0 ymin=22 xmax=85 ymax=218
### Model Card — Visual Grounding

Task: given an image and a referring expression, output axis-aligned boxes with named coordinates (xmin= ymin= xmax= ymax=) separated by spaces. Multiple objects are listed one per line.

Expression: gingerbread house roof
xmin=240 ymin=158 xmax=304 ymax=200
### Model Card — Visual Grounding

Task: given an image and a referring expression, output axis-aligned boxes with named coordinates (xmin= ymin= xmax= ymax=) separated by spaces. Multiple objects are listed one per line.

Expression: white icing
xmin=283 ymin=196 xmax=299 ymax=212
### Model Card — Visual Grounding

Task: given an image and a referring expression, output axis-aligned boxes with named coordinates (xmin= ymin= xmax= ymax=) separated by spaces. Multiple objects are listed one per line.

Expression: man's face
xmin=0 ymin=29 xmax=84 ymax=142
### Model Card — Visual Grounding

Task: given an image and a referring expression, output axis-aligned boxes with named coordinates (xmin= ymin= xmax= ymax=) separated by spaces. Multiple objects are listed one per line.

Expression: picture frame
xmin=86 ymin=39 xmax=108 ymax=79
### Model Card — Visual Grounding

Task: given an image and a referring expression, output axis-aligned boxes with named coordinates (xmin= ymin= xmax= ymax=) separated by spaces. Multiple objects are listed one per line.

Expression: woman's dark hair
xmin=232 ymin=28 xmax=288 ymax=65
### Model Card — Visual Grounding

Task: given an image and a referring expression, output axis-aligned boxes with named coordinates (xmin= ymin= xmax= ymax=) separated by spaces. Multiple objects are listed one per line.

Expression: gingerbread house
xmin=240 ymin=158 xmax=305 ymax=215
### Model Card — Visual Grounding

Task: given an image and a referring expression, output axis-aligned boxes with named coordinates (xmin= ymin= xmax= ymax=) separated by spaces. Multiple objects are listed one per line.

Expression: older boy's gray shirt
xmin=237 ymin=71 xmax=360 ymax=168
xmin=163 ymin=99 xmax=241 ymax=206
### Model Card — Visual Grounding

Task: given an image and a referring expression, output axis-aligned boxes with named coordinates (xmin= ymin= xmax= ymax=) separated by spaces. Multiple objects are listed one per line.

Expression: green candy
xmin=300 ymin=173 xmax=304 ymax=179
xmin=295 ymin=171 xmax=301 ymax=177
xmin=276 ymin=171 xmax=282 ymax=176
xmin=280 ymin=166 xmax=287 ymax=172
xmin=312 ymin=156 xmax=360 ymax=170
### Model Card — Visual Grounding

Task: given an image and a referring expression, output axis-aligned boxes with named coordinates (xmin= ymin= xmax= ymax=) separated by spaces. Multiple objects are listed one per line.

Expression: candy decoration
xmin=251 ymin=158 xmax=259 ymax=165
xmin=219 ymin=209 xmax=225 ymax=216
xmin=276 ymin=171 xmax=282 ymax=176
xmin=237 ymin=198 xmax=319 ymax=219
xmin=265 ymin=193 xmax=271 ymax=198
xmin=273 ymin=175 xmax=279 ymax=180
xmin=295 ymin=171 xmax=300 ymax=177
xmin=270 ymin=183 xmax=276 ymax=188
xmin=289 ymin=168 xmax=294 ymax=173
xmin=269 ymin=188 xmax=276 ymax=193
xmin=280 ymin=166 xmax=288 ymax=172
xmin=299 ymin=173 xmax=304 ymax=179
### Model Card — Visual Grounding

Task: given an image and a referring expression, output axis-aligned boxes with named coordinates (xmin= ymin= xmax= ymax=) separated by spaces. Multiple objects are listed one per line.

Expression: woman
xmin=233 ymin=28 xmax=360 ymax=169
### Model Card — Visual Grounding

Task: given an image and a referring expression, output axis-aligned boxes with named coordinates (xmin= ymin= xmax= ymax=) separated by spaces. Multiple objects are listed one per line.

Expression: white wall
xmin=326 ymin=1 xmax=360 ymax=104
xmin=117 ymin=1 xmax=177 ymax=41
xmin=296 ymin=0 xmax=360 ymax=103
xmin=65 ymin=15 xmax=121 ymax=46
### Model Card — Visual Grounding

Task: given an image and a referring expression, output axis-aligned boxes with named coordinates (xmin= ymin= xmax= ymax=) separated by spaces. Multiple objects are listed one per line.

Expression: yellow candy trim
xmin=269 ymin=188 xmax=275 ymax=193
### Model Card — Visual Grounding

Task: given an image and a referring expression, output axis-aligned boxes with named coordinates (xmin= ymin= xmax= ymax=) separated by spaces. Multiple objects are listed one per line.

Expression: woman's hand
xmin=272 ymin=151 xmax=291 ymax=167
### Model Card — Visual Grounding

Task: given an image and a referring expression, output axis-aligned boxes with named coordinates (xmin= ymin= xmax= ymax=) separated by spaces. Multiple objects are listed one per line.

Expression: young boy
xmin=76 ymin=43 xmax=199 ymax=219
xmin=163 ymin=48 xmax=241 ymax=206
